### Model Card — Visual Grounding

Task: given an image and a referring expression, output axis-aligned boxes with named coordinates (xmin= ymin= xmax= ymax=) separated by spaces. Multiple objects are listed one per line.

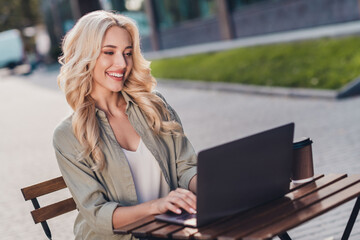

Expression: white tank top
xmin=122 ymin=138 xmax=170 ymax=203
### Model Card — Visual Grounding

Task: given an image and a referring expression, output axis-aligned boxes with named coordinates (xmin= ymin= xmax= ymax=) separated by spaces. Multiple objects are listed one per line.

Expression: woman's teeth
xmin=108 ymin=72 xmax=123 ymax=78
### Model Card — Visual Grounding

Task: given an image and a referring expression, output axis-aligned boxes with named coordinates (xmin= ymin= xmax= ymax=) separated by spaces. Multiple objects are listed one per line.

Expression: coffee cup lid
xmin=293 ymin=137 xmax=313 ymax=149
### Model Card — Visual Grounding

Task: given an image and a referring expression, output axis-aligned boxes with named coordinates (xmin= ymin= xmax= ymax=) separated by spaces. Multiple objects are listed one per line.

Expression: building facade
xmin=43 ymin=0 xmax=360 ymax=55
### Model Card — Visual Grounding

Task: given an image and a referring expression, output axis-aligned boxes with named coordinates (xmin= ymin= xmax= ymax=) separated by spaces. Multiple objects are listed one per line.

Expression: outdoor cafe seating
xmin=21 ymin=173 xmax=360 ymax=240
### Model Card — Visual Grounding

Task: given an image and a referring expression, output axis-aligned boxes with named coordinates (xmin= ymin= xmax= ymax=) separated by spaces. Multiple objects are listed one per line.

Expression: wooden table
xmin=114 ymin=174 xmax=360 ymax=240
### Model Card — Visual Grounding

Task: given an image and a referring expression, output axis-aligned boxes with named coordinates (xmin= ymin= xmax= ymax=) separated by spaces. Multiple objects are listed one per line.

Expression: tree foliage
xmin=0 ymin=0 xmax=42 ymax=32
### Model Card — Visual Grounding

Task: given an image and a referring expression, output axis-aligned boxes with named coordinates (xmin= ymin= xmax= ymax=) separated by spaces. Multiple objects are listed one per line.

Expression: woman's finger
xmin=168 ymin=195 xmax=196 ymax=214
xmin=165 ymin=201 xmax=182 ymax=214
xmin=175 ymin=188 xmax=197 ymax=201
xmin=174 ymin=188 xmax=197 ymax=208
xmin=177 ymin=192 xmax=196 ymax=210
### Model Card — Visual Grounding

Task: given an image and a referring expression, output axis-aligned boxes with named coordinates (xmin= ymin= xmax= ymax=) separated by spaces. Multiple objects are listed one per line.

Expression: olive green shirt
xmin=53 ymin=91 xmax=197 ymax=240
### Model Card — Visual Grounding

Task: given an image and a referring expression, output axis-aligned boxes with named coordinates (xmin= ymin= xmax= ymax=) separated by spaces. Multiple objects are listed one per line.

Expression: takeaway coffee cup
xmin=291 ymin=137 xmax=314 ymax=184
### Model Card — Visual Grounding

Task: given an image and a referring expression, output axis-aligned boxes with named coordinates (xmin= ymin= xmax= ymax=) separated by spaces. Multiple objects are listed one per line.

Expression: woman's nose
xmin=114 ymin=54 xmax=127 ymax=68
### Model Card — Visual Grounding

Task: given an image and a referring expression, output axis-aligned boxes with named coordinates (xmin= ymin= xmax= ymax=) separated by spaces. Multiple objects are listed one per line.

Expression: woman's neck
xmin=91 ymin=91 xmax=126 ymax=117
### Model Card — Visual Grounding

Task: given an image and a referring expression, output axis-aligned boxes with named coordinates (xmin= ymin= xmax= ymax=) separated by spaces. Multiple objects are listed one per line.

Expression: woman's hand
xmin=112 ymin=188 xmax=196 ymax=228
xmin=151 ymin=188 xmax=197 ymax=215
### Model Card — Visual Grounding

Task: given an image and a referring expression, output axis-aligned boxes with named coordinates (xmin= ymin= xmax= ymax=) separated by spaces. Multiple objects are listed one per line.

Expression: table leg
xmin=341 ymin=196 xmax=360 ymax=240
xmin=278 ymin=232 xmax=292 ymax=240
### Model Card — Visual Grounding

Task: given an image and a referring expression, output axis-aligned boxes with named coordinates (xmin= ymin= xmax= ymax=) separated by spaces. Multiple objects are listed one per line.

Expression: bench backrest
xmin=21 ymin=176 xmax=76 ymax=239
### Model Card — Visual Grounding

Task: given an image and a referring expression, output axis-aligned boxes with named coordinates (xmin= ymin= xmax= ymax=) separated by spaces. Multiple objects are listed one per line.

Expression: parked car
xmin=0 ymin=29 xmax=25 ymax=69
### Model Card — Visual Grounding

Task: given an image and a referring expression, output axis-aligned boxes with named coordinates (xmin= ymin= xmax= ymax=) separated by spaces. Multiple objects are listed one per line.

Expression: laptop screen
xmin=196 ymin=123 xmax=294 ymax=226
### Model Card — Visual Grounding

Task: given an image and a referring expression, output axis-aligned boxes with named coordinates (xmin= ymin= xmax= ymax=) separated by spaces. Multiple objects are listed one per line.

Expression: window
xmin=153 ymin=0 xmax=216 ymax=30
xmin=229 ymin=0 xmax=283 ymax=10
xmin=100 ymin=0 xmax=150 ymax=36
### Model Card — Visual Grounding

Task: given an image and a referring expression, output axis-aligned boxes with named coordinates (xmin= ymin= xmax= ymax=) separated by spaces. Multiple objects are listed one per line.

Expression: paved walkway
xmin=1 ymin=68 xmax=359 ymax=239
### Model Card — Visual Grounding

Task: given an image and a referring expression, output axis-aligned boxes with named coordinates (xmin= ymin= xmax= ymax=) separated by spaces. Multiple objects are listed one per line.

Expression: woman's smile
xmin=106 ymin=71 xmax=125 ymax=81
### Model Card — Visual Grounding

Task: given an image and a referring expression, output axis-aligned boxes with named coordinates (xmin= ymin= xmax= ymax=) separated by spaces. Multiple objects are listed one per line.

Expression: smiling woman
xmin=55 ymin=10 xmax=197 ymax=240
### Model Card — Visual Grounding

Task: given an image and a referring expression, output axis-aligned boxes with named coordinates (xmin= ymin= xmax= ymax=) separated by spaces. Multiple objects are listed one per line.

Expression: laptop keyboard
xmin=175 ymin=213 xmax=196 ymax=220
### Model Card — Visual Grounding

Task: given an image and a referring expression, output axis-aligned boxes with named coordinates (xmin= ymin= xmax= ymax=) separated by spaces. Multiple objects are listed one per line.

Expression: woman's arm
xmin=54 ymin=142 xmax=118 ymax=235
xmin=188 ymin=174 xmax=197 ymax=194
xmin=154 ymin=91 xmax=198 ymax=191
xmin=112 ymin=188 xmax=197 ymax=228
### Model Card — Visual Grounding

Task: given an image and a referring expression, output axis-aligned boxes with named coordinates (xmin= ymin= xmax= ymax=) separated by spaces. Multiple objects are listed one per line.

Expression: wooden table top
xmin=114 ymin=174 xmax=360 ymax=240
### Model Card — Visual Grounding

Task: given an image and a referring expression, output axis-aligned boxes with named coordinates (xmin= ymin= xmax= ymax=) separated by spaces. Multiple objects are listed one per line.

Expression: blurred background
xmin=2 ymin=0 xmax=360 ymax=94
xmin=3 ymin=0 xmax=360 ymax=54
xmin=1 ymin=0 xmax=360 ymax=240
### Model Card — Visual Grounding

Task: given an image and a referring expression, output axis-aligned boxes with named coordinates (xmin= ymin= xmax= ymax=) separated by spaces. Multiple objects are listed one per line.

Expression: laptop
xmin=155 ymin=123 xmax=294 ymax=227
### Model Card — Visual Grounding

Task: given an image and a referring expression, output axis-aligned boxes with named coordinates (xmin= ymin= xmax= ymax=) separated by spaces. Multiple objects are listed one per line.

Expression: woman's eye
xmin=104 ymin=51 xmax=114 ymax=55
xmin=125 ymin=52 xmax=133 ymax=57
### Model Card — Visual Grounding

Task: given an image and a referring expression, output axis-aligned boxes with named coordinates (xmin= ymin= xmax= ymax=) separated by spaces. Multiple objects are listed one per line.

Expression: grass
xmin=150 ymin=36 xmax=360 ymax=90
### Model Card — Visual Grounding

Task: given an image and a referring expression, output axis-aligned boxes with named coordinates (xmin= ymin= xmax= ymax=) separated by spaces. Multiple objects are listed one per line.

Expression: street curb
xmin=337 ymin=77 xmax=360 ymax=99
xmin=157 ymin=79 xmax=337 ymax=100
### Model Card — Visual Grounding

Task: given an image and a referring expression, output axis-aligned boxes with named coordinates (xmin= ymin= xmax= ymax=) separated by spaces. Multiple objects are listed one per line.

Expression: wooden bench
xmin=21 ymin=176 xmax=76 ymax=240
xmin=21 ymin=174 xmax=360 ymax=240
xmin=114 ymin=174 xmax=360 ymax=240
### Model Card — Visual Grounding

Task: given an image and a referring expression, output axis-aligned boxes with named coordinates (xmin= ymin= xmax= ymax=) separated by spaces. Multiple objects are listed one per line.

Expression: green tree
xmin=0 ymin=0 xmax=43 ymax=55
xmin=0 ymin=0 xmax=42 ymax=32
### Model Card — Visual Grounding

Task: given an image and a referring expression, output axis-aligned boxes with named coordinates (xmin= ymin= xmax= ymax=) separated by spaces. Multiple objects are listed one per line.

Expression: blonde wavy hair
xmin=58 ymin=10 xmax=182 ymax=170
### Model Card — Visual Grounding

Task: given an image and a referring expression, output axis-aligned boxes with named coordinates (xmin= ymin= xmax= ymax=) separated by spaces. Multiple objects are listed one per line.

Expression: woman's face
xmin=92 ymin=26 xmax=133 ymax=96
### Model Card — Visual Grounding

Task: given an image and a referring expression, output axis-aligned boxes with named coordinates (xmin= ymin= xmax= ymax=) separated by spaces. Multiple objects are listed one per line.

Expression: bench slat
xmin=21 ymin=177 xmax=67 ymax=200
xmin=169 ymin=215 xmax=235 ymax=240
xmin=243 ymin=180 xmax=360 ymax=240
xmin=113 ymin=215 xmax=156 ymax=234
xmin=132 ymin=221 xmax=168 ymax=238
xmin=151 ymin=224 xmax=184 ymax=238
xmin=31 ymin=197 xmax=76 ymax=224
xmin=172 ymin=227 xmax=199 ymax=239
xmin=289 ymin=174 xmax=324 ymax=191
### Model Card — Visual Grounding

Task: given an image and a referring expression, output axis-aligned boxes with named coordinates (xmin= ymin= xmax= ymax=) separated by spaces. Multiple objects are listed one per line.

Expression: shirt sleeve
xmin=53 ymin=122 xmax=119 ymax=235
xmin=154 ymin=91 xmax=198 ymax=189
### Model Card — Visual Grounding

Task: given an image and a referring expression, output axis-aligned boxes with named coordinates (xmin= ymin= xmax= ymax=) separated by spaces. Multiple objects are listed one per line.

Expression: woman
xmin=53 ymin=10 xmax=197 ymax=240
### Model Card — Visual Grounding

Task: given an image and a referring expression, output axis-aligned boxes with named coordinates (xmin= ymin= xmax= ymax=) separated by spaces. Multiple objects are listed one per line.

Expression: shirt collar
xmin=95 ymin=107 xmax=106 ymax=119
xmin=121 ymin=90 xmax=137 ymax=111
